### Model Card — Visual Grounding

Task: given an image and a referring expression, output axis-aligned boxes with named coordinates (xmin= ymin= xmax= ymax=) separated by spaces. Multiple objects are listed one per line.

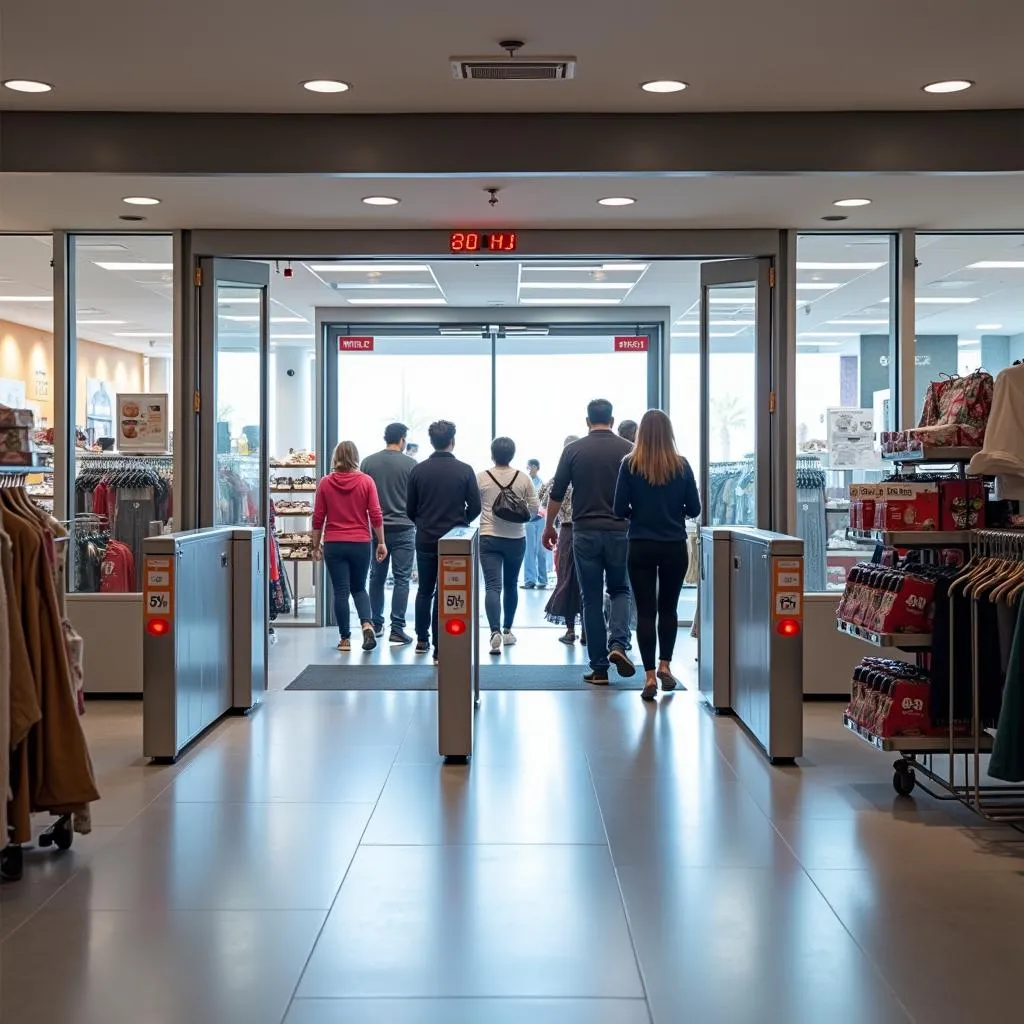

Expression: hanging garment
xmin=0 ymin=529 xmax=9 ymax=844
xmin=990 ymin=598 xmax=1024 ymax=782
xmin=968 ymin=364 xmax=1024 ymax=500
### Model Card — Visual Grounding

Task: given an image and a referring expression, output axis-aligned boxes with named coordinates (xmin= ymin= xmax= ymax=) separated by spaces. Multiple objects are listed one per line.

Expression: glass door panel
xmin=493 ymin=330 xmax=652 ymax=461
xmin=700 ymin=259 xmax=772 ymax=529
xmin=199 ymin=258 xmax=270 ymax=527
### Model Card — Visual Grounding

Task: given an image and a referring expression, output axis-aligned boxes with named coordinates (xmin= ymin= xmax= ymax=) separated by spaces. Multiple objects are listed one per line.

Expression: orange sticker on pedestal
xmin=772 ymin=557 xmax=803 ymax=619
xmin=144 ymin=556 xmax=175 ymax=620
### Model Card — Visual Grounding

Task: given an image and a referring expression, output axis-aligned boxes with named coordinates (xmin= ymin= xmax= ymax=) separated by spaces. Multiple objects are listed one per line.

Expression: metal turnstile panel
xmin=726 ymin=528 xmax=804 ymax=762
xmin=232 ymin=528 xmax=267 ymax=710
xmin=698 ymin=528 xmax=732 ymax=710
xmin=437 ymin=527 xmax=480 ymax=760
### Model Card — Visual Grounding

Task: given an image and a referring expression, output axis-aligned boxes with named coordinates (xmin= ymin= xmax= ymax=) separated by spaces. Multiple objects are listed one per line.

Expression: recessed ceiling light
xmin=119 ymin=215 xmax=147 ymax=223
xmin=519 ymin=282 xmax=633 ymax=290
xmin=923 ymin=80 xmax=973 ymax=94
xmin=914 ymin=296 xmax=978 ymax=304
xmin=328 ymin=283 xmax=437 ymax=290
xmin=601 ymin=263 xmax=648 ymax=272
xmin=94 ymin=262 xmax=173 ymax=271
xmin=796 ymin=340 xmax=842 ymax=347
xmin=77 ymin=319 xmax=127 ymax=325
xmin=272 ymin=333 xmax=316 ymax=340
xmin=976 ymin=323 xmax=1004 ymax=330
xmin=302 ymin=79 xmax=350 ymax=93
xmin=797 ymin=262 xmax=884 ymax=271
xmin=641 ymin=80 xmax=687 ymax=94
xmin=959 ymin=338 xmax=980 ymax=345
xmin=2 ymin=79 xmax=52 ymax=93
xmin=122 ymin=196 xmax=161 ymax=206
xmin=346 ymin=298 xmax=446 ymax=305
xmin=821 ymin=215 xmax=848 ymax=222
xmin=597 ymin=197 xmax=635 ymax=207
xmin=833 ymin=198 xmax=871 ymax=208
xmin=796 ymin=282 xmax=841 ymax=290
xmin=0 ymin=295 xmax=53 ymax=302
xmin=520 ymin=298 xmax=622 ymax=305
xmin=361 ymin=196 xmax=400 ymax=206
xmin=309 ymin=264 xmax=429 ymax=272
xmin=799 ymin=331 xmax=859 ymax=338
xmin=831 ymin=319 xmax=890 ymax=326
xmin=114 ymin=331 xmax=172 ymax=338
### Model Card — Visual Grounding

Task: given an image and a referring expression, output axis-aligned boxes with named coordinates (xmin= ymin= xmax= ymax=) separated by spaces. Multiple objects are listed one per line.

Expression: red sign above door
xmin=614 ymin=336 xmax=649 ymax=352
xmin=339 ymin=336 xmax=374 ymax=352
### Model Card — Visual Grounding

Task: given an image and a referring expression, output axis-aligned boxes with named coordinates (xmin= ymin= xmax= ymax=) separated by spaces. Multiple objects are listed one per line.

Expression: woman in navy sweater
xmin=613 ymin=410 xmax=701 ymax=701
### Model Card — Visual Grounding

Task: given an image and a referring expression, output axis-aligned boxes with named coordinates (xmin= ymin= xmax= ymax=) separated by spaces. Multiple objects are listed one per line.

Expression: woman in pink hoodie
xmin=312 ymin=441 xmax=387 ymax=652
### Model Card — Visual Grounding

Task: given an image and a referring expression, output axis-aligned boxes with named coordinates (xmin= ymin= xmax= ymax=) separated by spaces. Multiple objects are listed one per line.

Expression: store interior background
xmin=3 ymin=230 xmax=1024 ymax=624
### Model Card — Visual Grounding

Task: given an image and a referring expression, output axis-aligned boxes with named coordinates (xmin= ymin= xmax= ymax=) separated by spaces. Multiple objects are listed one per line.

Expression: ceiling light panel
xmin=115 ymin=331 xmax=172 ymax=338
xmin=976 ymin=324 xmax=1004 ymax=330
xmin=520 ymin=298 xmax=622 ymax=305
xmin=796 ymin=282 xmax=842 ymax=290
xmin=968 ymin=261 xmax=1024 ymax=269
xmin=923 ymin=80 xmax=973 ymax=94
xmin=518 ymin=282 xmax=633 ymax=290
xmin=94 ymin=262 xmax=173 ymax=271
xmin=0 ymin=295 xmax=53 ymax=302
xmin=307 ymin=264 xmax=431 ymax=273
xmin=3 ymin=79 xmax=52 ymax=93
xmin=302 ymin=79 xmax=350 ymax=93
xmin=326 ymin=283 xmax=438 ymax=290
xmin=641 ymin=80 xmax=687 ymax=93
xmin=796 ymin=262 xmax=884 ymax=271
xmin=345 ymin=298 xmax=447 ymax=305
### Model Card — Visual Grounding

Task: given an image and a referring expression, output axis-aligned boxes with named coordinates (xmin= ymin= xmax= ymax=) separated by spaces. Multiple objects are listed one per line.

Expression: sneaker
xmin=502 ymin=630 xmax=517 ymax=646
xmin=558 ymin=631 xmax=576 ymax=646
xmin=657 ymin=670 xmax=679 ymax=692
xmin=389 ymin=628 xmax=413 ymax=646
xmin=609 ymin=647 xmax=637 ymax=678
xmin=583 ymin=669 xmax=609 ymax=686
xmin=337 ymin=637 xmax=351 ymax=652
xmin=415 ymin=638 xmax=430 ymax=654
xmin=489 ymin=631 xmax=503 ymax=655
xmin=373 ymin=624 xmax=385 ymax=638
xmin=521 ymin=582 xmax=536 ymax=590
xmin=362 ymin=625 xmax=378 ymax=652
xmin=641 ymin=680 xmax=658 ymax=702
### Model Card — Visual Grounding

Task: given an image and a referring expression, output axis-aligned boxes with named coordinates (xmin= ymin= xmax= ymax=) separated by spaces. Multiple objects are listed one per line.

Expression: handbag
xmin=487 ymin=470 xmax=532 ymax=524
xmin=913 ymin=369 xmax=994 ymax=447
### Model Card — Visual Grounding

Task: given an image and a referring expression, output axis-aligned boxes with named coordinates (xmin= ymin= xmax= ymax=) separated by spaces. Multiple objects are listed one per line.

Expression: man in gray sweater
xmin=361 ymin=422 xmax=417 ymax=644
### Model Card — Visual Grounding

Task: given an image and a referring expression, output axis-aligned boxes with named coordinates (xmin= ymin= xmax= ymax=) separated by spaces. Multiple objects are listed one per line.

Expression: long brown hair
xmin=627 ymin=410 xmax=684 ymax=486
xmin=331 ymin=441 xmax=360 ymax=473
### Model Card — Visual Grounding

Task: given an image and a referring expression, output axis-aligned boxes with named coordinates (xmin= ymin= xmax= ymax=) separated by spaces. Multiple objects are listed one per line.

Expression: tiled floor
xmin=4 ymin=626 xmax=1024 ymax=1023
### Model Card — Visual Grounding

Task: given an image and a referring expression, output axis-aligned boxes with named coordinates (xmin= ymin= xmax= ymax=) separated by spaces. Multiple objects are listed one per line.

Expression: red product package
xmin=875 ymin=482 xmax=940 ymax=532
xmin=877 ymin=679 xmax=932 ymax=737
xmin=939 ymin=479 xmax=985 ymax=531
xmin=877 ymin=572 xmax=935 ymax=633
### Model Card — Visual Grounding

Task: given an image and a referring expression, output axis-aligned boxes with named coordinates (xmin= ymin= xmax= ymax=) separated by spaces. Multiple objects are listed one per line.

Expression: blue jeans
xmin=415 ymin=548 xmax=439 ymax=647
xmin=524 ymin=516 xmax=548 ymax=585
xmin=573 ymin=529 xmax=630 ymax=672
xmin=369 ymin=527 xmax=414 ymax=631
xmin=480 ymin=535 xmax=526 ymax=632
xmin=323 ymin=541 xmax=372 ymax=639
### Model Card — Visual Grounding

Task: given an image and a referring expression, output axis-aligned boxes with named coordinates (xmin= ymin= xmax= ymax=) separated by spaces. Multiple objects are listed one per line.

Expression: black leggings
xmin=626 ymin=539 xmax=688 ymax=672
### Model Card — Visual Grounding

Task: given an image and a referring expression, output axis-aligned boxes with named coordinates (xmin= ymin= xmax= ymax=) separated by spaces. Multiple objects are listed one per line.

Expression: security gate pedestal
xmin=436 ymin=527 xmax=480 ymax=762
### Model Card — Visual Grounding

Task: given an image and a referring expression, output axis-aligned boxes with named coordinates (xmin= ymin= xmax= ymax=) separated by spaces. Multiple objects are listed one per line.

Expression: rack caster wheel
xmin=893 ymin=765 xmax=916 ymax=796
xmin=39 ymin=816 xmax=73 ymax=852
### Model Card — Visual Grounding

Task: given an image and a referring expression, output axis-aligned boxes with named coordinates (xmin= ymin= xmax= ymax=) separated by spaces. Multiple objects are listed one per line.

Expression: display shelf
xmin=270 ymin=486 xmax=316 ymax=493
xmin=275 ymin=509 xmax=313 ymax=517
xmin=843 ymin=716 xmax=994 ymax=754
xmin=848 ymin=528 xmax=974 ymax=547
xmin=881 ymin=447 xmax=981 ymax=464
xmin=836 ymin=619 xmax=932 ymax=648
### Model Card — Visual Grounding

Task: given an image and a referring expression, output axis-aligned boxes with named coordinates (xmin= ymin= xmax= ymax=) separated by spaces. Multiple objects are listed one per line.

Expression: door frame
xmin=197 ymin=257 xmax=271 ymax=528
xmin=699 ymin=257 xmax=774 ymax=529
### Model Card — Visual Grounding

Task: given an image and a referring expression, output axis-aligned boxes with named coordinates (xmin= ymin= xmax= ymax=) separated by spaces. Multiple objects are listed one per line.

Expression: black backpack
xmin=487 ymin=470 xmax=531 ymax=524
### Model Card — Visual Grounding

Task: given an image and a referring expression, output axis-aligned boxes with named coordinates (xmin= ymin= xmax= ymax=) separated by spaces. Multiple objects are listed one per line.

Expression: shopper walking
xmin=613 ymin=409 xmax=701 ymax=701
xmin=406 ymin=420 xmax=482 ymax=661
xmin=477 ymin=437 xmax=538 ymax=654
xmin=361 ymin=422 xmax=416 ymax=645
xmin=312 ymin=441 xmax=387 ymax=653
xmin=522 ymin=458 xmax=549 ymax=589
xmin=618 ymin=420 xmax=638 ymax=445
xmin=543 ymin=435 xmax=583 ymax=645
xmin=544 ymin=399 xmax=635 ymax=684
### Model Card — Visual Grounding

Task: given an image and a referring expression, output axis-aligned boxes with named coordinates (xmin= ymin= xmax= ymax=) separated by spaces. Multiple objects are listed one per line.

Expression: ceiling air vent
xmin=452 ymin=41 xmax=574 ymax=81
xmin=451 ymin=57 xmax=576 ymax=81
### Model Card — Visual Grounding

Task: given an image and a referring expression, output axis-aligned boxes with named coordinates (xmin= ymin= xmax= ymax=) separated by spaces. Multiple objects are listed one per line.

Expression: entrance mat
xmin=285 ymin=663 xmax=643 ymax=692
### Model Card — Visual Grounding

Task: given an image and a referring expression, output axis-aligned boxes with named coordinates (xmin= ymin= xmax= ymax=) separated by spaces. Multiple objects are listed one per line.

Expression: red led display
xmin=449 ymin=231 xmax=518 ymax=253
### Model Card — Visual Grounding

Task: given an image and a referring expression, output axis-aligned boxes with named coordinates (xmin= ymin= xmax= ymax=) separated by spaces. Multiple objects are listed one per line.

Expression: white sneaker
xmin=489 ymin=631 xmax=503 ymax=655
xmin=502 ymin=630 xmax=517 ymax=646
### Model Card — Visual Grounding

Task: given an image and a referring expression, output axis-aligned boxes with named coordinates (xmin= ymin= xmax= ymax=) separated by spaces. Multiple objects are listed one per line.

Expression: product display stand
xmin=269 ymin=460 xmax=317 ymax=620
xmin=838 ymin=450 xmax=1024 ymax=827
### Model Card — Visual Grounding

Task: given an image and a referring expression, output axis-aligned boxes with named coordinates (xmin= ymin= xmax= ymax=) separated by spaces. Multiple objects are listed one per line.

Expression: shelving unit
xmin=836 ymin=620 xmax=932 ymax=648
xmin=881 ymin=446 xmax=981 ymax=464
xmin=847 ymin=528 xmax=974 ymax=547
xmin=270 ymin=461 xmax=317 ymax=622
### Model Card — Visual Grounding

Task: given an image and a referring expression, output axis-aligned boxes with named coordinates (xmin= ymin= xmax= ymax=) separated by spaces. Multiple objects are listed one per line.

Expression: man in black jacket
xmin=406 ymin=420 xmax=482 ymax=658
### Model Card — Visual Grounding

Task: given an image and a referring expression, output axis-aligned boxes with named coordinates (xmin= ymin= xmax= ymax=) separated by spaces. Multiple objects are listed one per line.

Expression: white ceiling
xmin=1 ymin=0 xmax=1022 ymax=113
xmin=4 ymin=173 xmax=1024 ymax=233
xmin=4 ymin=233 xmax=1024 ymax=362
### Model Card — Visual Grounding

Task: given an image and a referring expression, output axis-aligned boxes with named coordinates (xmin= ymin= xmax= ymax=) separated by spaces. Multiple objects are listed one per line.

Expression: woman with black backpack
xmin=477 ymin=437 xmax=539 ymax=654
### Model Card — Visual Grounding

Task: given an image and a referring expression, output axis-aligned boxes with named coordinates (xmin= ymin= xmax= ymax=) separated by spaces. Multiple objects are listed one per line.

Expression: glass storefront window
xmin=70 ymin=234 xmax=174 ymax=592
xmin=795 ymin=234 xmax=895 ymax=592
xmin=914 ymin=234 xmax=1024 ymax=422
xmin=0 ymin=234 xmax=54 ymax=511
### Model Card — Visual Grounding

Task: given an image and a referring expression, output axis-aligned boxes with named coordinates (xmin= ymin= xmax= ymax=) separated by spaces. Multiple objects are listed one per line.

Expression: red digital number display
xmin=449 ymin=231 xmax=517 ymax=253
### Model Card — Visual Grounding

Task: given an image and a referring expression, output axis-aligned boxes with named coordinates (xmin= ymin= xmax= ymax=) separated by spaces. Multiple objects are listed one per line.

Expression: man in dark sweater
xmin=361 ymin=422 xmax=417 ymax=645
xmin=544 ymin=399 xmax=635 ymax=684
xmin=406 ymin=419 xmax=482 ymax=657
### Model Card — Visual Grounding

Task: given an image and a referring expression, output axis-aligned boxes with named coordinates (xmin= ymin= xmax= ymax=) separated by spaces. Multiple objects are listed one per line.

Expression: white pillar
xmin=272 ymin=346 xmax=312 ymax=458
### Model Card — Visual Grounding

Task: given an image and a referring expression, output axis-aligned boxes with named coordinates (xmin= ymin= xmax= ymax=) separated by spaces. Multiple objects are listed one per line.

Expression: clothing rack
xmin=838 ymin=448 xmax=1024 ymax=828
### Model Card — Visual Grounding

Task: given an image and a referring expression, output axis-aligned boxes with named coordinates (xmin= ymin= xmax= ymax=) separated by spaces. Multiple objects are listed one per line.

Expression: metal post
xmin=436 ymin=526 xmax=480 ymax=762
xmin=895 ymin=230 xmax=917 ymax=430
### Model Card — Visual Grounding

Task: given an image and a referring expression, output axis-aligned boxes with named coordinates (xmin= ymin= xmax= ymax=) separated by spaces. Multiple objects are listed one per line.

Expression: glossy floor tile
xmin=4 ymin=627 xmax=1024 ymax=1023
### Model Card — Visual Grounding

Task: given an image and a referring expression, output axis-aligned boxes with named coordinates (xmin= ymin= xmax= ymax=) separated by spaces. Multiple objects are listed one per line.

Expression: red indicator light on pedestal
xmin=146 ymin=618 xmax=171 ymax=637
xmin=776 ymin=618 xmax=801 ymax=637
xmin=445 ymin=619 xmax=467 ymax=636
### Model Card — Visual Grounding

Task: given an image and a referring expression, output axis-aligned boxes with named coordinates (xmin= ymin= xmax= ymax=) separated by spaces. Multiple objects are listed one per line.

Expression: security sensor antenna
xmin=500 ymin=40 xmax=525 ymax=58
